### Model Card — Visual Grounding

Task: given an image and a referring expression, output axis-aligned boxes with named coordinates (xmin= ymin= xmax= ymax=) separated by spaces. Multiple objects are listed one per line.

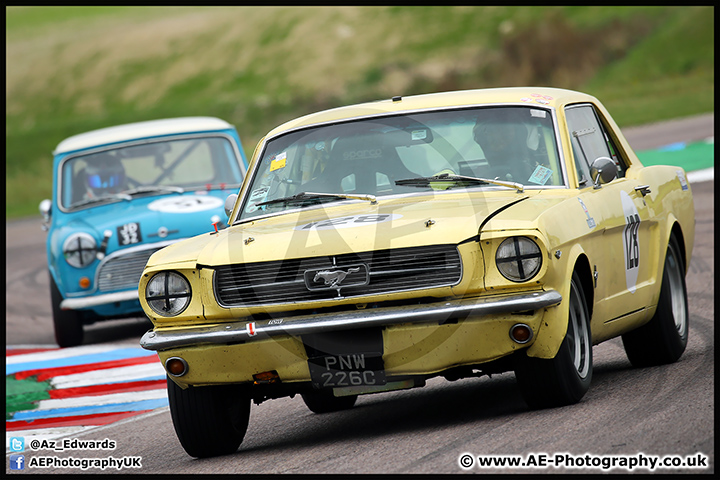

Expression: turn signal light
xmin=510 ymin=323 xmax=533 ymax=344
xmin=253 ymin=370 xmax=280 ymax=384
xmin=165 ymin=357 xmax=188 ymax=377
xmin=79 ymin=277 xmax=91 ymax=289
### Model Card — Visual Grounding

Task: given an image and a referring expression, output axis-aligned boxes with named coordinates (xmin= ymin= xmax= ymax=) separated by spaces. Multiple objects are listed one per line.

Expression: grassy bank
xmin=6 ymin=6 xmax=714 ymax=218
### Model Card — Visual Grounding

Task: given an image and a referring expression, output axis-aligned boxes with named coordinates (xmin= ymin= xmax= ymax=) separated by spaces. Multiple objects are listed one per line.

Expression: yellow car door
xmin=565 ymin=104 xmax=655 ymax=339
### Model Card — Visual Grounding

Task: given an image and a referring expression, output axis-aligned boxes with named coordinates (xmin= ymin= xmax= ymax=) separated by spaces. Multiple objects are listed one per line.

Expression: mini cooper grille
xmin=213 ymin=244 xmax=462 ymax=306
xmin=97 ymin=247 xmax=165 ymax=292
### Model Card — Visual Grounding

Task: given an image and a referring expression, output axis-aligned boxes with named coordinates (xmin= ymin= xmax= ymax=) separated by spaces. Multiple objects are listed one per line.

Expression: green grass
xmin=6 ymin=375 xmax=51 ymax=419
xmin=5 ymin=6 xmax=714 ymax=219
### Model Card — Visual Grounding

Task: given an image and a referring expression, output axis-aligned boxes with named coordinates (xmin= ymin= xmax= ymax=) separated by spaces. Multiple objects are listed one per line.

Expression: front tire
xmin=167 ymin=377 xmax=251 ymax=458
xmin=49 ymin=272 xmax=84 ymax=348
xmin=301 ymin=390 xmax=358 ymax=414
xmin=622 ymin=235 xmax=688 ymax=367
xmin=515 ymin=271 xmax=593 ymax=409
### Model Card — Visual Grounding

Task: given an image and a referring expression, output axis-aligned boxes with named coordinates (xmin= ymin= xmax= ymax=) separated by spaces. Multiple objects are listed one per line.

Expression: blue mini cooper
xmin=40 ymin=117 xmax=248 ymax=347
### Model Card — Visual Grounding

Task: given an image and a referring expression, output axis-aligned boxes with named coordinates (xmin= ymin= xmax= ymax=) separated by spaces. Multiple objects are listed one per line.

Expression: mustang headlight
xmin=495 ymin=236 xmax=542 ymax=282
xmin=63 ymin=233 xmax=97 ymax=268
xmin=146 ymin=271 xmax=191 ymax=316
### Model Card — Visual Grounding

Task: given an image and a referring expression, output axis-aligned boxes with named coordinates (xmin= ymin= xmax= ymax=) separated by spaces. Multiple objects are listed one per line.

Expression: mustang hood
xmin=151 ymin=191 xmax=539 ymax=267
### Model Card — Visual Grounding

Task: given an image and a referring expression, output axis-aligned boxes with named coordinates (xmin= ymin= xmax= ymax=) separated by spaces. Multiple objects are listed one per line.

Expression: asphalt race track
xmin=5 ymin=115 xmax=714 ymax=474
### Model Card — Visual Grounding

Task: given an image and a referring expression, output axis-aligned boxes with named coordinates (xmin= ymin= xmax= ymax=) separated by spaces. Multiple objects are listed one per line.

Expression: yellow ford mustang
xmin=138 ymin=87 xmax=695 ymax=458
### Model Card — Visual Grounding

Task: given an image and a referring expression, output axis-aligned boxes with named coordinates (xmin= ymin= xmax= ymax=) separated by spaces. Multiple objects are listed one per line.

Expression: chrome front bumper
xmin=61 ymin=290 xmax=139 ymax=310
xmin=141 ymin=290 xmax=562 ymax=352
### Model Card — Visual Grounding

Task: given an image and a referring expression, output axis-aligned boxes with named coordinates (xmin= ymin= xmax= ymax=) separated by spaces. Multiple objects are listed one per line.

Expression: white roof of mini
xmin=54 ymin=117 xmax=233 ymax=155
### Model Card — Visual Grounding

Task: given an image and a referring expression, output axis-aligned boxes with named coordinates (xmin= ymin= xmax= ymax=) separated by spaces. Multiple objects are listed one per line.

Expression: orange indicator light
xmin=166 ymin=357 xmax=188 ymax=376
xmin=253 ymin=371 xmax=280 ymax=384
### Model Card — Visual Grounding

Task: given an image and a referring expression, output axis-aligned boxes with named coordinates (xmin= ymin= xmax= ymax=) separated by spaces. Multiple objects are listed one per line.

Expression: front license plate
xmin=308 ymin=352 xmax=386 ymax=389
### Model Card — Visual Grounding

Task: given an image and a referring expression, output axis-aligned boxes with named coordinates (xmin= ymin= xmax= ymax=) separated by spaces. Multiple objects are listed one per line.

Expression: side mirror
xmin=590 ymin=157 xmax=618 ymax=189
xmin=224 ymin=194 xmax=238 ymax=218
xmin=39 ymin=199 xmax=52 ymax=231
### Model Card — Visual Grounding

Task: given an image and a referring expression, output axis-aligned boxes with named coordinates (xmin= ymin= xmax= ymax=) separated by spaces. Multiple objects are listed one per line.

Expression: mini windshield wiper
xmin=395 ymin=173 xmax=524 ymax=193
xmin=255 ymin=191 xmax=378 ymax=207
xmin=124 ymin=185 xmax=184 ymax=195
xmin=70 ymin=193 xmax=132 ymax=209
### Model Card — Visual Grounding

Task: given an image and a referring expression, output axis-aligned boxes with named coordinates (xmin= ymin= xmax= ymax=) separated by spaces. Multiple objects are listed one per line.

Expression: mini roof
xmin=54 ymin=117 xmax=233 ymax=155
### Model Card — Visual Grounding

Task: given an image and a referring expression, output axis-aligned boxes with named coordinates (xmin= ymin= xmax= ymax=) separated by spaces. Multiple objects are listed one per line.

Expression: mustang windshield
xmin=240 ymin=106 xmax=562 ymax=221
xmin=60 ymin=136 xmax=243 ymax=210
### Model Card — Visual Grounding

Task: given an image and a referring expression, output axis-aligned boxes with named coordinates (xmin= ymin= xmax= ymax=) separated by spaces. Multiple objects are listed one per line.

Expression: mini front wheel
xmin=49 ymin=272 xmax=84 ymax=348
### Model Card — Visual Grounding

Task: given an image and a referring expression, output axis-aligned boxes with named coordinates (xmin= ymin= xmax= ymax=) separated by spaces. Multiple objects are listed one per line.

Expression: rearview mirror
xmin=39 ymin=199 xmax=52 ymax=231
xmin=590 ymin=157 xmax=617 ymax=189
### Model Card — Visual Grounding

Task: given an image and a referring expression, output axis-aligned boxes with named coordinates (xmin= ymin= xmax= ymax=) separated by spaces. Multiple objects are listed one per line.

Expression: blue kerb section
xmin=657 ymin=142 xmax=687 ymax=152
xmin=5 ymin=348 xmax=157 ymax=376
xmin=111 ymin=374 xmax=166 ymax=384
xmin=11 ymin=398 xmax=169 ymax=421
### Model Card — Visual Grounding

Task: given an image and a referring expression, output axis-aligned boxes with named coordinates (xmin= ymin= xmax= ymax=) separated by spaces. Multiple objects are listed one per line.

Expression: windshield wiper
xmin=255 ymin=191 xmax=377 ymax=207
xmin=124 ymin=185 xmax=185 ymax=196
xmin=395 ymin=173 xmax=524 ymax=193
xmin=70 ymin=193 xmax=132 ymax=209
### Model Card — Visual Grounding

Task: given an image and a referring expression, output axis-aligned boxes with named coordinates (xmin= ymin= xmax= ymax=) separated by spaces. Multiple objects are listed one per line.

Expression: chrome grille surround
xmin=96 ymin=240 xmax=177 ymax=292
xmin=213 ymin=244 xmax=463 ymax=307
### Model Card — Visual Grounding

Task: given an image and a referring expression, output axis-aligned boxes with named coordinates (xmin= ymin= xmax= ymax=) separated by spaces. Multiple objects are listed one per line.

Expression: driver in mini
xmin=83 ymin=153 xmax=126 ymax=199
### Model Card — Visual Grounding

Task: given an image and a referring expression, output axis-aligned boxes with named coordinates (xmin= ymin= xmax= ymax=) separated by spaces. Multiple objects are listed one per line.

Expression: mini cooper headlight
xmin=146 ymin=271 xmax=191 ymax=316
xmin=63 ymin=233 xmax=97 ymax=268
xmin=495 ymin=236 xmax=542 ymax=282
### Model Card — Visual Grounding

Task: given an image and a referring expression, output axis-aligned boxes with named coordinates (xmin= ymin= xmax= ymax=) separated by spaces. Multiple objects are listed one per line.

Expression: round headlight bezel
xmin=146 ymin=271 xmax=192 ymax=317
xmin=62 ymin=233 xmax=98 ymax=268
xmin=495 ymin=236 xmax=543 ymax=282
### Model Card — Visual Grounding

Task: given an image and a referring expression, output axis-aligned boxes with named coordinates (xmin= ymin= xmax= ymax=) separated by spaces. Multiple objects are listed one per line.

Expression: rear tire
xmin=622 ymin=235 xmax=688 ymax=367
xmin=167 ymin=377 xmax=251 ymax=458
xmin=301 ymin=390 xmax=358 ymax=413
xmin=49 ymin=273 xmax=84 ymax=348
xmin=515 ymin=271 xmax=593 ymax=409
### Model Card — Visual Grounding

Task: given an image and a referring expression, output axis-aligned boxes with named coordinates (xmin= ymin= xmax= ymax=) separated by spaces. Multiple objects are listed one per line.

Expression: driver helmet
xmin=84 ymin=153 xmax=126 ymax=196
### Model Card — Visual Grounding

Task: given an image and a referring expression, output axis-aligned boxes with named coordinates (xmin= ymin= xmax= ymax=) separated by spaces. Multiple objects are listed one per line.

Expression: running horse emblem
xmin=313 ymin=267 xmax=361 ymax=289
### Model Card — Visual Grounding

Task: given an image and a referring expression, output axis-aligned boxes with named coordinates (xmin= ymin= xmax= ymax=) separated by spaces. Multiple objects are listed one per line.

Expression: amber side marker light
xmin=510 ymin=323 xmax=533 ymax=344
xmin=165 ymin=357 xmax=188 ymax=377
xmin=253 ymin=371 xmax=281 ymax=384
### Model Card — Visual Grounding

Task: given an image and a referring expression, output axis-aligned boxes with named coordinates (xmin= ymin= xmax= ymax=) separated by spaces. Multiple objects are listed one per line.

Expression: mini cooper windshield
xmin=240 ymin=106 xmax=563 ymax=221
xmin=60 ymin=136 xmax=244 ymax=210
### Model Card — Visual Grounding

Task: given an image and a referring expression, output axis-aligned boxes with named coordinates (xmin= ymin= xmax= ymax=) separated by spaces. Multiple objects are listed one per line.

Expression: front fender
xmin=525 ymin=243 xmax=588 ymax=359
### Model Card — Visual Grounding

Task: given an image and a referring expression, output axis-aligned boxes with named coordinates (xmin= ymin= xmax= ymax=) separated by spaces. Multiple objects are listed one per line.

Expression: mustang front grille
xmin=97 ymin=246 xmax=166 ymax=292
xmin=213 ymin=244 xmax=462 ymax=307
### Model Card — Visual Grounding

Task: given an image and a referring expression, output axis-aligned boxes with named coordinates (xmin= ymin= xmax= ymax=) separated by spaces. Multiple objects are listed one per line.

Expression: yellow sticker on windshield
xmin=270 ymin=152 xmax=287 ymax=172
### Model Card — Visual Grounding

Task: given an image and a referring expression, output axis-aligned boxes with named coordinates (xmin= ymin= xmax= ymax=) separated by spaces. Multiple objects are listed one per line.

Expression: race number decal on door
xmin=620 ymin=191 xmax=640 ymax=293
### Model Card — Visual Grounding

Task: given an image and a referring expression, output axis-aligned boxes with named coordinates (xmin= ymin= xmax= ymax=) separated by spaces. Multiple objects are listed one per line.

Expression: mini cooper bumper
xmin=60 ymin=289 xmax=139 ymax=310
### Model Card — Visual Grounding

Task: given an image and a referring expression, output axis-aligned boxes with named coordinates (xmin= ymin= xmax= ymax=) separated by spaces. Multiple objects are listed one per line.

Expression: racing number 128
xmin=624 ymin=214 xmax=640 ymax=270
xmin=302 ymin=215 xmax=390 ymax=229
